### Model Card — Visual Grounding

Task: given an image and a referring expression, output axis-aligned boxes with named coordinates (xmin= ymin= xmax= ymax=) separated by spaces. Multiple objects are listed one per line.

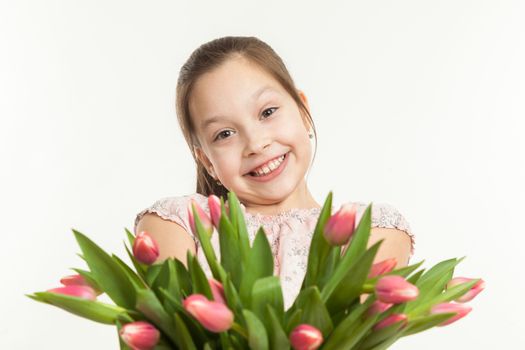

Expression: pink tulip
xmin=208 ymin=278 xmax=227 ymax=305
xmin=47 ymin=285 xmax=97 ymax=301
xmin=373 ymin=313 xmax=408 ymax=331
xmin=119 ymin=321 xmax=160 ymax=350
xmin=208 ymin=195 xmax=222 ymax=228
xmin=183 ymin=294 xmax=234 ymax=332
xmin=132 ymin=231 xmax=160 ymax=265
xmin=187 ymin=199 xmax=213 ymax=236
xmin=430 ymin=302 xmax=472 ymax=326
xmin=375 ymin=275 xmax=419 ymax=304
xmin=366 ymin=300 xmax=393 ymax=316
xmin=368 ymin=258 xmax=397 ymax=279
xmin=446 ymin=277 xmax=485 ymax=303
xmin=60 ymin=274 xmax=102 ymax=295
xmin=323 ymin=203 xmax=357 ymax=246
xmin=289 ymin=324 xmax=323 ymax=350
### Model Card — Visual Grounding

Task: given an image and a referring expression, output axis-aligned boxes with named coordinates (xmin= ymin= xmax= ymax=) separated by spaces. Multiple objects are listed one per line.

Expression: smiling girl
xmin=134 ymin=36 xmax=415 ymax=308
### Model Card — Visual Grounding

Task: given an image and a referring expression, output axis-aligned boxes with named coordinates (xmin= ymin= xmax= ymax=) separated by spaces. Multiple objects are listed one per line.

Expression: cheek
xmin=211 ymin=153 xmax=241 ymax=175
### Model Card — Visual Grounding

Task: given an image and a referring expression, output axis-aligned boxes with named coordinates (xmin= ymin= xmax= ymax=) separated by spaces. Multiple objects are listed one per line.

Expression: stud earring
xmin=209 ymin=169 xmax=222 ymax=186
xmin=308 ymin=132 xmax=314 ymax=139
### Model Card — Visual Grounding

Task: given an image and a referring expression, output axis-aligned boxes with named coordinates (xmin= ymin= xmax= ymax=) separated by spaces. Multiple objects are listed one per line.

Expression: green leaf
xmin=28 ymin=292 xmax=129 ymax=324
xmin=408 ymin=278 xmax=480 ymax=317
xmin=357 ymin=317 xmax=407 ymax=349
xmin=302 ymin=191 xmax=333 ymax=288
xmin=223 ymin=274 xmax=246 ymax=327
xmin=219 ymin=332 xmax=234 ymax=349
xmin=293 ymin=286 xmax=333 ymax=337
xmin=191 ymin=202 xmax=226 ymax=281
xmin=284 ymin=308 xmax=303 ymax=334
xmin=318 ymin=203 xmax=373 ymax=306
xmin=125 ymin=227 xmax=135 ymax=246
xmin=404 ymin=257 xmax=464 ymax=314
xmin=407 ymin=269 xmax=425 ymax=285
xmin=72 ymin=229 xmax=136 ymax=309
xmin=228 ymin=192 xmax=250 ymax=264
xmin=70 ymin=268 xmax=102 ymax=292
xmin=218 ymin=208 xmax=243 ymax=289
xmin=251 ymin=276 xmax=284 ymax=330
xmin=145 ymin=264 xmax=163 ymax=286
xmin=242 ymin=309 xmax=269 ymax=350
xmin=317 ymin=245 xmax=341 ymax=289
xmin=322 ymin=296 xmax=377 ymax=350
xmin=173 ymin=312 xmax=198 ymax=350
xmin=150 ymin=258 xmax=179 ymax=304
xmin=112 ymin=254 xmax=147 ymax=290
xmin=265 ymin=304 xmax=290 ymax=350
xmin=135 ymin=288 xmax=178 ymax=345
xmin=402 ymin=312 xmax=458 ymax=336
xmin=187 ymin=252 xmax=213 ymax=300
xmin=239 ymin=227 xmax=274 ymax=306
xmin=323 ymin=240 xmax=383 ymax=314
xmin=174 ymin=258 xmax=192 ymax=297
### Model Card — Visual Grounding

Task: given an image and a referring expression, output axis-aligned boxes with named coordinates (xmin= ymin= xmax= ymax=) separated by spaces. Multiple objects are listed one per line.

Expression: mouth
xmin=244 ymin=152 xmax=289 ymax=178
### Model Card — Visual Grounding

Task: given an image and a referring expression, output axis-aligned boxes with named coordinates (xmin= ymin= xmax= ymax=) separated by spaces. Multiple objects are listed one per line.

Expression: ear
xmin=194 ymin=146 xmax=216 ymax=178
xmin=297 ymin=89 xmax=310 ymax=112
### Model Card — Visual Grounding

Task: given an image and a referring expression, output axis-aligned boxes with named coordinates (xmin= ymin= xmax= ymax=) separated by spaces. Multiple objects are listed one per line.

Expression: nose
xmin=243 ymin=132 xmax=271 ymax=157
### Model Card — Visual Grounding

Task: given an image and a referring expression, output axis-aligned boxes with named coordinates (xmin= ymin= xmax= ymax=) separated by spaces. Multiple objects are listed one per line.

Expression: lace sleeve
xmin=133 ymin=194 xmax=208 ymax=249
xmin=355 ymin=202 xmax=416 ymax=257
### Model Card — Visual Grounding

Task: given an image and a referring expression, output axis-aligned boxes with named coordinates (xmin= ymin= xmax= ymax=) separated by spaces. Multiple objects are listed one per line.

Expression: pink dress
xmin=134 ymin=193 xmax=415 ymax=309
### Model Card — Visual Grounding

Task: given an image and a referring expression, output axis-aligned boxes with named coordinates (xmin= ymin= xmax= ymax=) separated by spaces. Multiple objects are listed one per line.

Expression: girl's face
xmin=190 ymin=57 xmax=313 ymax=207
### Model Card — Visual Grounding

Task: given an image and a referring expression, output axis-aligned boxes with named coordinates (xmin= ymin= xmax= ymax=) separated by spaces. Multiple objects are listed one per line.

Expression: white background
xmin=2 ymin=0 xmax=524 ymax=348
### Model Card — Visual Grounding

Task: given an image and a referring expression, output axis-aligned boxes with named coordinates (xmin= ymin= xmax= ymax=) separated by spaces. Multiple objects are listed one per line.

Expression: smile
xmin=244 ymin=152 xmax=289 ymax=182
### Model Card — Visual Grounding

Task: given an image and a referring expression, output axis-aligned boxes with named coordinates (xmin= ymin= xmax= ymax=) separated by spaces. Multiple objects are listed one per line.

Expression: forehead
xmin=189 ymin=58 xmax=286 ymax=127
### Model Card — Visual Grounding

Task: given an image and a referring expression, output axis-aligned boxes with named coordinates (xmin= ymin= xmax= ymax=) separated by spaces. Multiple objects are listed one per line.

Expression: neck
xmin=240 ymin=180 xmax=320 ymax=216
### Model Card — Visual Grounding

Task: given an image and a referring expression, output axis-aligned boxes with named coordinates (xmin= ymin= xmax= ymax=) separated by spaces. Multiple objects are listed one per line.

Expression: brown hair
xmin=175 ymin=36 xmax=318 ymax=200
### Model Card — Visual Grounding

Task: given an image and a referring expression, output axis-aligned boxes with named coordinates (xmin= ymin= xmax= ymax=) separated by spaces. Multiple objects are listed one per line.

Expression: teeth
xmin=251 ymin=154 xmax=286 ymax=176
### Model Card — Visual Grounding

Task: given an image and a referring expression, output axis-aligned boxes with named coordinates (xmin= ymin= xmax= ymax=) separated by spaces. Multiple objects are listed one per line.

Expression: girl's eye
xmin=262 ymin=107 xmax=278 ymax=119
xmin=213 ymin=107 xmax=279 ymax=142
xmin=214 ymin=130 xmax=234 ymax=142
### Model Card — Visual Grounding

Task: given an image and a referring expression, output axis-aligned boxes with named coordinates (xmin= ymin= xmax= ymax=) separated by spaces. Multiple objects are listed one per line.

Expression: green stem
xmin=230 ymin=322 xmax=248 ymax=339
xmin=362 ymin=283 xmax=375 ymax=294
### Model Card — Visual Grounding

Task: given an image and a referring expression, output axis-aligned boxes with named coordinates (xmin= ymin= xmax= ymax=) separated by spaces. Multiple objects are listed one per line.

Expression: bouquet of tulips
xmin=28 ymin=191 xmax=484 ymax=349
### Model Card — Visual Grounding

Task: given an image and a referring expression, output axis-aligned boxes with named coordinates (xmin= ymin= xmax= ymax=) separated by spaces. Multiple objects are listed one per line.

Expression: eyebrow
xmin=200 ymin=86 xmax=278 ymax=130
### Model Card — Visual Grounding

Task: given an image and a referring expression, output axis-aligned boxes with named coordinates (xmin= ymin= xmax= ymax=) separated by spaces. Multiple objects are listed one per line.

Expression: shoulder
xmin=349 ymin=202 xmax=412 ymax=233
xmin=133 ymin=193 xmax=208 ymax=235
xmin=350 ymin=201 xmax=415 ymax=254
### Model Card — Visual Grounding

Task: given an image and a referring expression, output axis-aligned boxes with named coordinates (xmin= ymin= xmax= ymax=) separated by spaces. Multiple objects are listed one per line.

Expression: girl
xmin=134 ymin=36 xmax=414 ymax=309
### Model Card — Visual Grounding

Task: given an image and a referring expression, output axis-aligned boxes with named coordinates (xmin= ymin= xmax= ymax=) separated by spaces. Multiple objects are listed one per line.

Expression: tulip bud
xmin=187 ymin=199 xmax=213 ymax=236
xmin=289 ymin=324 xmax=323 ymax=350
xmin=323 ymin=203 xmax=357 ymax=246
xmin=119 ymin=321 xmax=160 ymax=350
xmin=373 ymin=313 xmax=408 ymax=331
xmin=132 ymin=231 xmax=160 ymax=265
xmin=430 ymin=302 xmax=472 ymax=326
xmin=183 ymin=294 xmax=234 ymax=332
xmin=366 ymin=300 xmax=393 ymax=316
xmin=60 ymin=274 xmax=102 ymax=295
xmin=47 ymin=285 xmax=97 ymax=301
xmin=446 ymin=277 xmax=485 ymax=303
xmin=208 ymin=195 xmax=222 ymax=228
xmin=375 ymin=275 xmax=419 ymax=304
xmin=208 ymin=278 xmax=227 ymax=305
xmin=368 ymin=258 xmax=397 ymax=279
